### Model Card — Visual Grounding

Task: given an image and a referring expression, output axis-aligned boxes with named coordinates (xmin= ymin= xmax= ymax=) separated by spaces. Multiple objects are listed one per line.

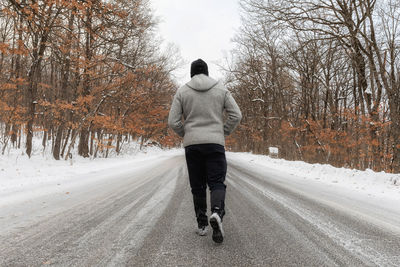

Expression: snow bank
xmin=2 ymin=138 xmax=399 ymax=204
xmin=0 ymin=143 xmax=183 ymax=196
xmin=227 ymin=152 xmax=400 ymax=200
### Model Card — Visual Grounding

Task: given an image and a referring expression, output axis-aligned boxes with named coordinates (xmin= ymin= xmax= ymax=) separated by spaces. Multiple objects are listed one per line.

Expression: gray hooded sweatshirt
xmin=168 ymin=74 xmax=242 ymax=147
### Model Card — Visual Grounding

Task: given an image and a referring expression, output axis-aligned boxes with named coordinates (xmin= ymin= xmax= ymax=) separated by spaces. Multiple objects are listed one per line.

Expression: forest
xmin=0 ymin=0 xmax=180 ymax=160
xmin=0 ymin=0 xmax=399 ymax=173
xmin=225 ymin=0 xmax=400 ymax=173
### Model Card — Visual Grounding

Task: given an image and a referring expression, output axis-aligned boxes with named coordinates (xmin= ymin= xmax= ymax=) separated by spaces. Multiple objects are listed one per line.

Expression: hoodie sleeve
xmin=168 ymin=91 xmax=185 ymax=137
xmin=223 ymin=90 xmax=242 ymax=136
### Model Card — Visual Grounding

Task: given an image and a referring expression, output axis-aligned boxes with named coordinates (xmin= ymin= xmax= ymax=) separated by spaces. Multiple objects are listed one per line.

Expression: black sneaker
xmin=209 ymin=212 xmax=224 ymax=243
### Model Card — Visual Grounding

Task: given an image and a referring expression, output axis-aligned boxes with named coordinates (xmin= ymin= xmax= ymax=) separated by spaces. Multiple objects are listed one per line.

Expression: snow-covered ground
xmin=1 ymin=145 xmax=399 ymax=205
xmin=227 ymin=152 xmax=400 ymax=202
xmin=0 ymin=143 xmax=183 ymax=205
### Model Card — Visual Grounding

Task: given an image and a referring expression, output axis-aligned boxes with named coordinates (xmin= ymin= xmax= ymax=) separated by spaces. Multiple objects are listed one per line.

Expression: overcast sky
xmin=150 ymin=0 xmax=241 ymax=85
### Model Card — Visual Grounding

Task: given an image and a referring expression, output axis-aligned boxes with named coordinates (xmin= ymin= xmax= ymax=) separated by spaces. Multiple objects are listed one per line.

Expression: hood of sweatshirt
xmin=186 ymin=74 xmax=219 ymax=91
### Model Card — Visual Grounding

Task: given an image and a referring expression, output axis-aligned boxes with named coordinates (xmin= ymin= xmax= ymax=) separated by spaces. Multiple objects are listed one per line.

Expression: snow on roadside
xmin=2 ymin=141 xmax=399 ymax=203
xmin=227 ymin=152 xmax=400 ymax=200
xmin=0 ymin=144 xmax=183 ymax=197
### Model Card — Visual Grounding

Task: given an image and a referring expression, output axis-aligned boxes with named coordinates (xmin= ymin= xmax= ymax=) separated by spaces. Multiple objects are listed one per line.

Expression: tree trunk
xmin=78 ymin=5 xmax=93 ymax=158
xmin=11 ymin=124 xmax=18 ymax=147
xmin=89 ymin=131 xmax=95 ymax=156
xmin=61 ymin=128 xmax=71 ymax=158
xmin=116 ymin=133 xmax=122 ymax=155
xmin=389 ymin=99 xmax=400 ymax=173
xmin=78 ymin=128 xmax=90 ymax=157
xmin=42 ymin=127 xmax=47 ymax=151
xmin=53 ymin=125 xmax=64 ymax=160
xmin=105 ymin=134 xmax=113 ymax=158
xmin=26 ymin=28 xmax=51 ymax=157
xmin=53 ymin=9 xmax=74 ymax=160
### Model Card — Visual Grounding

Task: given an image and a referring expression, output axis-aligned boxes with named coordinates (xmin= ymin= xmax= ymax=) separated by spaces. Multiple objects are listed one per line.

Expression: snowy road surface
xmin=1 ymin=154 xmax=400 ymax=266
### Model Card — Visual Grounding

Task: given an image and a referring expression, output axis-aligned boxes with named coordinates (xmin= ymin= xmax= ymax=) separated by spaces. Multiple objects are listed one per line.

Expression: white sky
xmin=150 ymin=0 xmax=241 ymax=85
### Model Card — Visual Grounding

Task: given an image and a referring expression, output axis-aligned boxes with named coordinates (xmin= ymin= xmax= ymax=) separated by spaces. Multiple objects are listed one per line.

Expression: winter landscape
xmin=1 ymin=140 xmax=400 ymax=265
xmin=1 ymin=0 xmax=400 ymax=266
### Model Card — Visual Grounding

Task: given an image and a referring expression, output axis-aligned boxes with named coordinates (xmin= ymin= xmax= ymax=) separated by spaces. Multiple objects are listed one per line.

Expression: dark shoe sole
xmin=210 ymin=217 xmax=223 ymax=243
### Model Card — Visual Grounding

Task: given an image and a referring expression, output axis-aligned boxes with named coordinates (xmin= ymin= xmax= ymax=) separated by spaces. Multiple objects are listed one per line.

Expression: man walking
xmin=168 ymin=59 xmax=242 ymax=243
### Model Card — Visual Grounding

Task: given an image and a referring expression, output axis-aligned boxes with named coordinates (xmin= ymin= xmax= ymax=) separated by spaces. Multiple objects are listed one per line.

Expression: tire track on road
xmin=228 ymin=162 xmax=400 ymax=266
xmin=0 ymin=156 xmax=184 ymax=266
xmin=2 ymin=155 xmax=400 ymax=266
xmin=129 ymin=160 xmax=257 ymax=266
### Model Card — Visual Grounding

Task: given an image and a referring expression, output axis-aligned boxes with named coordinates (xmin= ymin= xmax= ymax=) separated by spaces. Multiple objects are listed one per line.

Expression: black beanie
xmin=190 ymin=59 xmax=209 ymax=78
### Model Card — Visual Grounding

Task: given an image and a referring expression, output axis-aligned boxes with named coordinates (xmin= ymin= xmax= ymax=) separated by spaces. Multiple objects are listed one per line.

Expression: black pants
xmin=185 ymin=143 xmax=227 ymax=227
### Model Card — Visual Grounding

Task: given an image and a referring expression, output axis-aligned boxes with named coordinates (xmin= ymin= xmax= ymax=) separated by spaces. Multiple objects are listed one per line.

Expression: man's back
xmin=168 ymin=74 xmax=241 ymax=147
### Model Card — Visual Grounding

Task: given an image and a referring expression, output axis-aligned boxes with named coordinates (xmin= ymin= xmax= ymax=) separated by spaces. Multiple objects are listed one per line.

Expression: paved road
xmin=1 ymin=155 xmax=400 ymax=266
